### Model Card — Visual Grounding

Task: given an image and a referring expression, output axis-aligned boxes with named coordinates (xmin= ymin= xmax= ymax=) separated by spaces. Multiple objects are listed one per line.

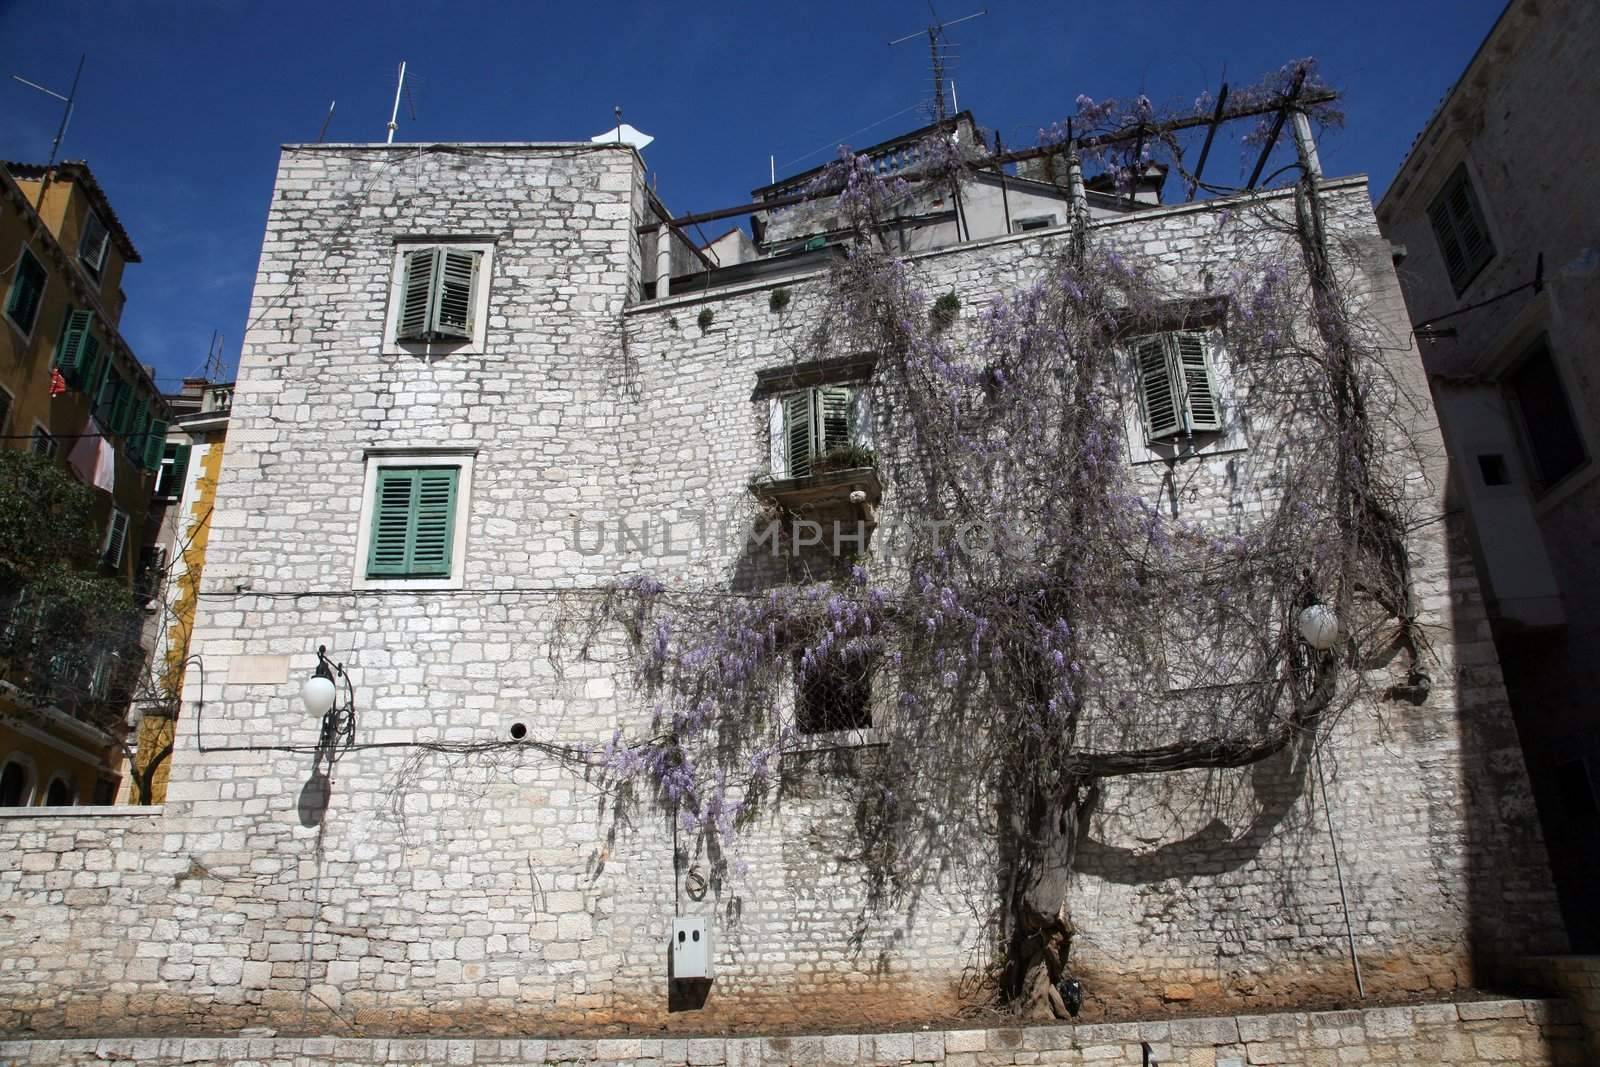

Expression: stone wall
xmin=0 ymin=999 xmax=1583 ymax=1065
xmin=0 ymin=143 xmax=1565 ymax=1037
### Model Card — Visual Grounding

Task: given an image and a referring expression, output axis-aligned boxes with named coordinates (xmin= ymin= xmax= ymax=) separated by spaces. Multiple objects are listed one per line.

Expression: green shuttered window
xmin=141 ymin=419 xmax=169 ymax=472
xmin=155 ymin=442 xmax=191 ymax=500
xmin=781 ymin=386 xmax=858 ymax=478
xmin=367 ymin=466 xmax=460 ymax=578
xmin=396 ymin=248 xmax=481 ymax=342
xmin=54 ymin=309 xmax=95 ymax=384
xmin=1132 ymin=332 xmax=1222 ymax=443
xmin=5 ymin=248 xmax=46 ymax=334
xmin=103 ymin=508 xmax=130 ymax=569
xmin=79 ymin=211 xmax=110 ymax=278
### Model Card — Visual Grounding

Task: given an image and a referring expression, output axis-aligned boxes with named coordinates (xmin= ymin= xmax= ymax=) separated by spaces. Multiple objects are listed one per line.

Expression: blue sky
xmin=2 ymin=1 xmax=1505 ymax=389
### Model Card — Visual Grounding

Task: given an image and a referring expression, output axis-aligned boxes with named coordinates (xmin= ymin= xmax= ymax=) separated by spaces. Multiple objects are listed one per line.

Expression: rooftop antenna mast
xmin=202 ymin=330 xmax=227 ymax=383
xmin=889 ymin=7 xmax=985 ymax=126
xmin=386 ymin=61 xmax=407 ymax=144
xmin=10 ymin=53 xmax=86 ymax=209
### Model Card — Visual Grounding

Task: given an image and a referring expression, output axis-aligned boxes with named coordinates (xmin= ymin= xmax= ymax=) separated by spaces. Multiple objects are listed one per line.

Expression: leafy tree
xmin=0 ymin=449 xmax=144 ymax=768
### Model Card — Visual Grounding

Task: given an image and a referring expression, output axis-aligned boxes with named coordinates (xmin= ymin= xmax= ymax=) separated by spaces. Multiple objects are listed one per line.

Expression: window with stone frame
xmin=353 ymin=450 xmax=477 ymax=591
xmin=155 ymin=442 xmax=191 ymax=501
xmin=754 ymin=354 xmax=878 ymax=480
xmin=795 ymin=653 xmax=873 ymax=734
xmin=1504 ymin=338 xmax=1587 ymax=492
xmin=30 ymin=425 xmax=57 ymax=460
xmin=1130 ymin=330 xmax=1223 ymax=443
xmin=1428 ymin=163 xmax=1495 ymax=296
xmin=4 ymin=247 xmax=46 ymax=336
xmin=78 ymin=210 xmax=110 ymax=280
xmin=103 ymin=508 xmax=130 ymax=569
xmin=385 ymin=241 xmax=495 ymax=352
xmin=366 ymin=466 xmax=460 ymax=579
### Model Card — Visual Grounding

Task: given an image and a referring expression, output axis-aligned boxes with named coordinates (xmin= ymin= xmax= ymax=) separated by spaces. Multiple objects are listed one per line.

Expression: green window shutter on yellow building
xmin=54 ymin=310 xmax=95 ymax=383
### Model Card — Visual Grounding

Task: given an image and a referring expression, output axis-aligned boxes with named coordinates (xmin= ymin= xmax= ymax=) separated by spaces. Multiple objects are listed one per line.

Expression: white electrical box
xmin=671 ymin=917 xmax=712 ymax=980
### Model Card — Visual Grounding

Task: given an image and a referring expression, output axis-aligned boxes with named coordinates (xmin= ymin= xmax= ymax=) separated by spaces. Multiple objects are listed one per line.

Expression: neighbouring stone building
xmin=1375 ymin=0 xmax=1600 ymax=952
xmin=0 ymin=108 xmax=1570 ymax=1051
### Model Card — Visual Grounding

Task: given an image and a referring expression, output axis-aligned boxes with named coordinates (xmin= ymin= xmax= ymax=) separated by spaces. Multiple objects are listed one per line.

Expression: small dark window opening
xmin=796 ymin=656 xmax=872 ymax=734
xmin=1553 ymin=760 xmax=1599 ymax=826
xmin=1013 ymin=215 xmax=1055 ymax=233
xmin=44 ymin=777 xmax=73 ymax=806
xmin=0 ymin=761 xmax=28 ymax=806
xmin=1506 ymin=341 xmax=1586 ymax=489
xmin=1477 ymin=453 xmax=1510 ymax=486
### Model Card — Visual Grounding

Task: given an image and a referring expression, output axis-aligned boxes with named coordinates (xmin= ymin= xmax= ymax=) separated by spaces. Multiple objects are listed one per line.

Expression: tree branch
xmin=1069 ymin=655 xmax=1337 ymax=779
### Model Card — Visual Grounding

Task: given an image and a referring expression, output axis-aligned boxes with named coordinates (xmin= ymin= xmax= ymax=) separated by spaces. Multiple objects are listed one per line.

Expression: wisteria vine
xmin=562 ymin=64 xmax=1426 ymax=1019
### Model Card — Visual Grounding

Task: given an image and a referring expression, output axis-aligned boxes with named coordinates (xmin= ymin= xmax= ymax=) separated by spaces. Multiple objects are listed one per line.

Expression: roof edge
xmin=1377 ymin=0 xmax=1516 ymax=213
xmin=3 ymin=160 xmax=141 ymax=262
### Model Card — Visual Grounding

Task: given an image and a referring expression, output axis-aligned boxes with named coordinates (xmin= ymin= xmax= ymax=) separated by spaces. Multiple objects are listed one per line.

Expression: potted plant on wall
xmin=810 ymin=443 xmax=877 ymax=476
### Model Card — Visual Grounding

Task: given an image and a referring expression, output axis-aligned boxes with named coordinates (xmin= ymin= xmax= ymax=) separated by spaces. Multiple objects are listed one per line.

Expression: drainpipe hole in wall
xmin=509 ymin=722 xmax=527 ymax=741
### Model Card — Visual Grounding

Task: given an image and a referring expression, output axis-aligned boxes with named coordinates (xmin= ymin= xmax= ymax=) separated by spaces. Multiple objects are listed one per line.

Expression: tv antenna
xmin=889 ymin=7 xmax=985 ymax=126
xmin=202 ymin=330 xmax=228 ymax=383
xmin=385 ymin=61 xmax=415 ymax=143
xmin=316 ymin=100 xmax=336 ymax=143
xmin=10 ymin=53 xmax=85 ymax=208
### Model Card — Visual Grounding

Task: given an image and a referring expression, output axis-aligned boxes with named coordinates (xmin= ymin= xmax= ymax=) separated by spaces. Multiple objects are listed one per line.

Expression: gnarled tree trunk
xmin=1005 ymin=775 xmax=1097 ymax=1019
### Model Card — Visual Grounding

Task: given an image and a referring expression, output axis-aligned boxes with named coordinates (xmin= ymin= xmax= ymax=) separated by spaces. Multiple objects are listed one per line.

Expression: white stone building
xmin=0 ymin=121 xmax=1567 ymax=1044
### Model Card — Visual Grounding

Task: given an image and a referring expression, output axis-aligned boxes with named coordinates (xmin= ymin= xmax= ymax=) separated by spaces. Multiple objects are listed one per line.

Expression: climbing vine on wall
xmin=565 ymin=64 xmax=1429 ymax=1019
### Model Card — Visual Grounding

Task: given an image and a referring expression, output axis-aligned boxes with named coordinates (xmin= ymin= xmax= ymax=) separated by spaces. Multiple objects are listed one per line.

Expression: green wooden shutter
xmin=104 ymin=509 xmax=130 ymax=568
xmin=409 ymin=467 xmax=458 ymax=575
xmin=171 ymin=442 xmax=191 ymax=489
xmin=1134 ymin=335 xmax=1182 ymax=441
xmin=94 ymin=372 xmax=118 ymax=425
xmin=79 ymin=335 xmax=104 ymax=397
xmin=158 ymin=442 xmax=191 ymax=499
xmin=127 ymin=403 xmax=151 ymax=457
xmin=142 ymin=419 xmax=169 ymax=471
xmin=89 ymin=651 xmax=112 ymax=700
xmin=1175 ymin=334 xmax=1222 ymax=432
xmin=784 ymin=391 xmax=815 ymax=478
xmin=367 ymin=467 xmax=459 ymax=578
xmin=109 ymin=383 xmax=135 ymax=435
xmin=79 ymin=212 xmax=109 ymax=275
xmin=396 ymin=249 xmax=437 ymax=340
xmin=818 ymin=387 xmax=854 ymax=455
xmin=433 ymin=250 xmax=479 ymax=339
xmin=54 ymin=310 xmax=95 ymax=381
xmin=368 ymin=469 xmax=417 ymax=575
xmin=6 ymin=249 xmax=45 ymax=331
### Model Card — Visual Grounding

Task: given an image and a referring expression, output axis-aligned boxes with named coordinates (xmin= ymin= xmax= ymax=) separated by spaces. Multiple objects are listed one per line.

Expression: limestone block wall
xmin=0 ymin=998 xmax=1584 ymax=1065
xmin=0 ymin=145 xmax=1566 ymax=1039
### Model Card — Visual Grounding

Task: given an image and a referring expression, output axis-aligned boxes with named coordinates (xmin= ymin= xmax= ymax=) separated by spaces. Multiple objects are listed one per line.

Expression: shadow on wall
xmin=1441 ymin=475 xmax=1569 ymax=980
xmin=1076 ymin=742 xmax=1311 ymax=885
